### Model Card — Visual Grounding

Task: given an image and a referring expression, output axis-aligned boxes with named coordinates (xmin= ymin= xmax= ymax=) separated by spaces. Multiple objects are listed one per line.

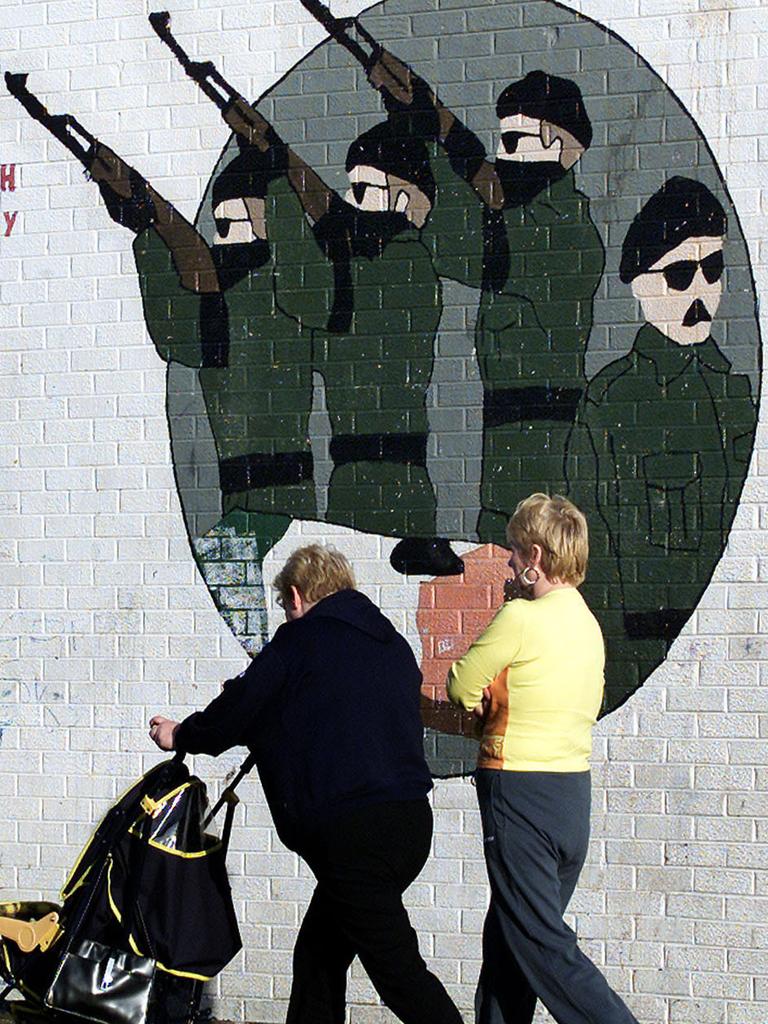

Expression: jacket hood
xmin=304 ymin=589 xmax=397 ymax=643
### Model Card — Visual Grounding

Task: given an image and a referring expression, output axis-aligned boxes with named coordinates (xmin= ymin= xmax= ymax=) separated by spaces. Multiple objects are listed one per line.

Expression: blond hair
xmin=273 ymin=544 xmax=356 ymax=607
xmin=506 ymin=493 xmax=589 ymax=586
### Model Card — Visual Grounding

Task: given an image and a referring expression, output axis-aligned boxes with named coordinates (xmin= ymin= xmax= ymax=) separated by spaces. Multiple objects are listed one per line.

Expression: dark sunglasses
xmin=351 ymin=181 xmax=387 ymax=204
xmin=646 ymin=250 xmax=724 ymax=291
xmin=500 ymin=130 xmax=538 ymax=155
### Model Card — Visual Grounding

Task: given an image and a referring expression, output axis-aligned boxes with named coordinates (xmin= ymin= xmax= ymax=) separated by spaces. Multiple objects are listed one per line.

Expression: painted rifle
xmin=297 ymin=0 xmax=501 ymax=207
xmin=148 ymin=10 xmax=332 ymax=224
xmin=299 ymin=0 xmax=382 ymax=71
xmin=299 ymin=0 xmax=414 ymax=105
xmin=4 ymin=72 xmax=220 ymax=293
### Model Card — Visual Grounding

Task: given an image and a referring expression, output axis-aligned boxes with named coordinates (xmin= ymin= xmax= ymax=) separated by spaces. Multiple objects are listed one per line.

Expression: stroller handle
xmin=0 ymin=910 xmax=59 ymax=953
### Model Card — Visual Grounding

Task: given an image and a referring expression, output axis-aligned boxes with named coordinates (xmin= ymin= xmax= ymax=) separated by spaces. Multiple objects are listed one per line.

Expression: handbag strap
xmin=202 ymin=751 xmax=257 ymax=833
xmin=60 ymin=855 xmax=110 ymax=956
xmin=120 ymin=808 xmax=155 ymax=957
xmin=219 ymin=795 xmax=238 ymax=857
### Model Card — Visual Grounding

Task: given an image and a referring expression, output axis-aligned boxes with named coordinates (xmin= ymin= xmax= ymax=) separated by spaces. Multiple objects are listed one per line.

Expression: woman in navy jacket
xmin=149 ymin=544 xmax=462 ymax=1024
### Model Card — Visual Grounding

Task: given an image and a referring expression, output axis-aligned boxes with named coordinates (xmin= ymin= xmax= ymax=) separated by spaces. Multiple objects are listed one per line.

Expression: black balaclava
xmin=313 ymin=123 xmax=435 ymax=331
xmin=619 ymin=176 xmax=727 ymax=284
xmin=210 ymin=147 xmax=280 ymax=288
xmin=494 ymin=160 xmax=566 ymax=208
xmin=345 ymin=122 xmax=436 ymax=209
xmin=318 ymin=122 xmax=435 ymax=259
xmin=494 ymin=70 xmax=592 ymax=208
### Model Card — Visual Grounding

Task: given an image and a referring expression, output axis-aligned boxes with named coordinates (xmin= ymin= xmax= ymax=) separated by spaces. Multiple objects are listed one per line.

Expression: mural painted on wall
xmin=6 ymin=0 xmax=760 ymax=776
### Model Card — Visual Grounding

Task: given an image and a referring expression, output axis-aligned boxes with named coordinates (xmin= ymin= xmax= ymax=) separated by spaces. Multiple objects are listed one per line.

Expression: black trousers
xmin=286 ymin=800 xmax=463 ymax=1024
xmin=476 ymin=770 xmax=640 ymax=1024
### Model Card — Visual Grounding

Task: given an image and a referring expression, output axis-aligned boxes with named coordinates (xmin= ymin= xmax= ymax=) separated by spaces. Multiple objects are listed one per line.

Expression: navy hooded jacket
xmin=175 ymin=589 xmax=433 ymax=850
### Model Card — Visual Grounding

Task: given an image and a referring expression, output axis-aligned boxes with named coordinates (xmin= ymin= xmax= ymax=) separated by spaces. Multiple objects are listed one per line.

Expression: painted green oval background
xmin=164 ymin=0 xmax=760 ymax=775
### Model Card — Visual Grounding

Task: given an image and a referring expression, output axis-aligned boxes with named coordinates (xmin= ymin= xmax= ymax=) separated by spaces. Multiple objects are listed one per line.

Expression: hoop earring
xmin=521 ymin=566 xmax=540 ymax=587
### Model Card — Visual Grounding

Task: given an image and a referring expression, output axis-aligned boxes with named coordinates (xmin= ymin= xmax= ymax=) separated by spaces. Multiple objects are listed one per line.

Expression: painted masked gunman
xmin=566 ymin=176 xmax=757 ymax=710
xmin=366 ymin=57 xmax=606 ymax=546
xmin=8 ymin=75 xmax=320 ymax=571
xmin=469 ymin=73 xmax=604 ymax=546
xmin=492 ymin=72 xmax=593 ymax=208
xmin=265 ymin=119 xmax=465 ymax=577
xmin=132 ymin=145 xmax=317 ymax=560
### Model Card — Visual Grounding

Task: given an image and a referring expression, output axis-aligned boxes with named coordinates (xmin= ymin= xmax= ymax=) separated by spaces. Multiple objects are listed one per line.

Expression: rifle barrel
xmin=149 ymin=11 xmax=196 ymax=75
xmin=6 ymin=73 xmax=49 ymax=124
xmin=299 ymin=0 xmax=375 ymax=68
xmin=5 ymin=72 xmax=93 ymax=164
xmin=149 ymin=10 xmax=238 ymax=112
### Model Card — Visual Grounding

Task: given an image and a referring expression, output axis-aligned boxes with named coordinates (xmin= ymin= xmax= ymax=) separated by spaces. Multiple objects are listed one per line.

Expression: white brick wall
xmin=1 ymin=1 xmax=767 ymax=1021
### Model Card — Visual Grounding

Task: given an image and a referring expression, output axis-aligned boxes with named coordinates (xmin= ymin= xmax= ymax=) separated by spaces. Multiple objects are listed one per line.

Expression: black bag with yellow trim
xmin=0 ymin=752 xmax=253 ymax=1024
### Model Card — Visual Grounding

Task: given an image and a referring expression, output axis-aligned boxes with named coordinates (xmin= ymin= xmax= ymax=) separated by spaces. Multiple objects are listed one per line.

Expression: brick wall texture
xmin=1 ymin=1 xmax=768 ymax=1022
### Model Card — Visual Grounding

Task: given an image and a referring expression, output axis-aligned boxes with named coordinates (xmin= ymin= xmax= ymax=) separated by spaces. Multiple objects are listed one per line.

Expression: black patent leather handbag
xmin=45 ymin=938 xmax=155 ymax=1024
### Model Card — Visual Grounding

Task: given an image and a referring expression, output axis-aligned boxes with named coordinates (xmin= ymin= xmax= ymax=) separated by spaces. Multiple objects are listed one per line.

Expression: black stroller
xmin=0 ymin=752 xmax=255 ymax=1024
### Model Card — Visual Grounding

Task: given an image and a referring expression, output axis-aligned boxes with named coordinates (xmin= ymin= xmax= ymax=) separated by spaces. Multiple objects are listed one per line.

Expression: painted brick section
xmin=1 ymin=2 xmax=768 ymax=1023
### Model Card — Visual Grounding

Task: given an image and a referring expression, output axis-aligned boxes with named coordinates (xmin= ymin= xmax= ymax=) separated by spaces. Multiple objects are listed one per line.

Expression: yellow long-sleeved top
xmin=447 ymin=589 xmax=605 ymax=772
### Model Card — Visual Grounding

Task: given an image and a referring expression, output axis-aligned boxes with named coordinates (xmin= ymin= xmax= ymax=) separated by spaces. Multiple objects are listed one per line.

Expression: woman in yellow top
xmin=448 ymin=494 xmax=640 ymax=1024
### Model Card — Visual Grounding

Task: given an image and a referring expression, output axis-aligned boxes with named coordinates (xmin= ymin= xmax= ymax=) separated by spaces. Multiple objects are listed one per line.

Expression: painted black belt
xmin=483 ymin=385 xmax=582 ymax=429
xmin=200 ymin=293 xmax=230 ymax=369
xmin=330 ymin=433 xmax=428 ymax=468
xmin=219 ymin=451 xmax=313 ymax=494
xmin=624 ymin=608 xmax=691 ymax=643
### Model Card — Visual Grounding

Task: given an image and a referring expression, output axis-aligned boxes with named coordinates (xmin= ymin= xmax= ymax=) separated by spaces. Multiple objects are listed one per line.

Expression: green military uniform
xmin=424 ymin=145 xmax=605 ymax=546
xmin=566 ymin=323 xmax=757 ymax=711
xmin=133 ymin=225 xmax=315 ymax=525
xmin=133 ymin=225 xmax=316 ymax=649
xmin=266 ymin=176 xmax=442 ymax=539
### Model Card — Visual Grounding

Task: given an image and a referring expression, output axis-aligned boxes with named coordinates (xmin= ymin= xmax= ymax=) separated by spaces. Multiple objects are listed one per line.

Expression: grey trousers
xmin=475 ymin=769 xmax=640 ymax=1024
